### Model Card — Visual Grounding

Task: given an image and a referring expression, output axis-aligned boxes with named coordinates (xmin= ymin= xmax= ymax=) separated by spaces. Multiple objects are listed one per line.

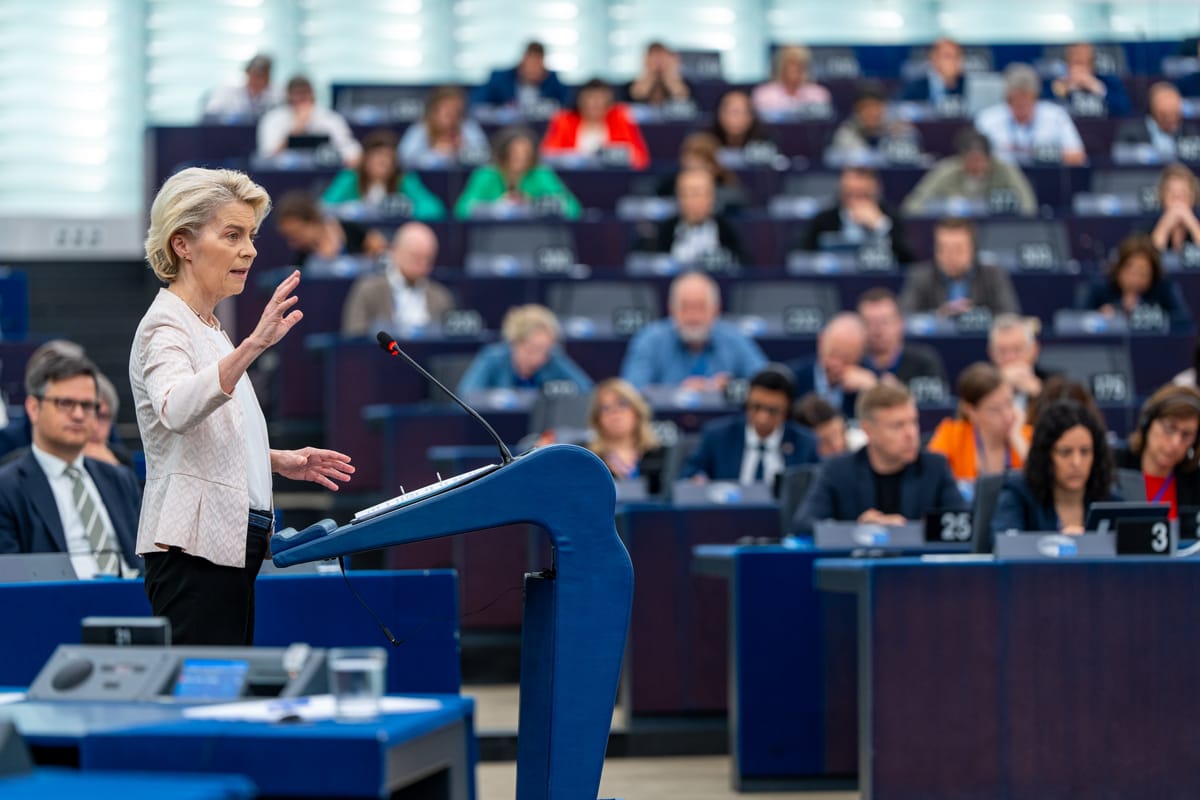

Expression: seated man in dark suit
xmin=792 ymin=383 xmax=965 ymax=535
xmin=652 ymin=169 xmax=745 ymax=266
xmin=793 ymin=166 xmax=915 ymax=266
xmin=1043 ymin=42 xmax=1130 ymax=117
xmin=682 ymin=365 xmax=818 ymax=486
xmin=789 ymin=312 xmax=877 ymax=419
xmin=471 ymin=41 xmax=572 ymax=109
xmin=0 ymin=351 xmax=142 ymax=577
xmin=1115 ymin=83 xmax=1200 ymax=162
xmin=898 ymin=217 xmax=1021 ymax=317
xmin=900 ymin=38 xmax=966 ymax=104
xmin=857 ymin=287 xmax=947 ymax=391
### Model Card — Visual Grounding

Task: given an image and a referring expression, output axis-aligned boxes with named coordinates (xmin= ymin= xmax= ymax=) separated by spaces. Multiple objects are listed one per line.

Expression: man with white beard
xmin=620 ymin=271 xmax=767 ymax=392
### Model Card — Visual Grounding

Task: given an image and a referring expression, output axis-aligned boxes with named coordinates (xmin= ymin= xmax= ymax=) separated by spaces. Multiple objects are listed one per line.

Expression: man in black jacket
xmin=653 ymin=169 xmax=746 ymax=266
xmin=794 ymin=166 xmax=914 ymax=266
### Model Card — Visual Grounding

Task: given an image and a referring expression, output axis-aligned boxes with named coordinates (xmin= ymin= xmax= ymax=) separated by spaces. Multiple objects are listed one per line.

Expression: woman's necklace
xmin=172 ymin=290 xmax=218 ymax=329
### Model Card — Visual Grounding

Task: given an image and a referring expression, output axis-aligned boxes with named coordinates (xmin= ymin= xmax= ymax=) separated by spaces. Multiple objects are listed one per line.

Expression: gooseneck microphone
xmin=376 ymin=331 xmax=514 ymax=464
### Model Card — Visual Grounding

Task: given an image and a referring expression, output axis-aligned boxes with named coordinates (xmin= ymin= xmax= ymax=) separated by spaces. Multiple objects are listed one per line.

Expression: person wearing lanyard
xmin=991 ymin=401 xmax=1117 ymax=537
xmin=1113 ymin=385 xmax=1200 ymax=520
xmin=929 ymin=362 xmax=1030 ymax=482
xmin=974 ymin=63 xmax=1086 ymax=166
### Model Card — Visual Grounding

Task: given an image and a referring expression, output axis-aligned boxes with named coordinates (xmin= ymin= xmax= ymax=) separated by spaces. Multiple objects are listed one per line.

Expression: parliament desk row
xmin=242 ymin=263 xmax=1171 ymax=349
xmin=815 ymin=556 xmax=1200 ymax=800
xmin=1 ymin=694 xmax=475 ymax=800
xmin=151 ymin=115 xmax=1174 ymax=205
xmin=233 ymin=211 xmax=1179 ymax=294
xmin=291 ymin=331 xmax=1180 ymax=493
xmin=0 ymin=572 xmax=461 ymax=694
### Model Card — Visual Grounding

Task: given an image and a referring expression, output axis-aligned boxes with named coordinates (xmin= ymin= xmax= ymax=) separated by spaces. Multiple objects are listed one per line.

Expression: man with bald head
xmin=1116 ymin=83 xmax=1200 ymax=161
xmin=620 ymin=271 xmax=767 ymax=391
xmin=341 ymin=222 xmax=454 ymax=336
xmin=788 ymin=312 xmax=879 ymax=418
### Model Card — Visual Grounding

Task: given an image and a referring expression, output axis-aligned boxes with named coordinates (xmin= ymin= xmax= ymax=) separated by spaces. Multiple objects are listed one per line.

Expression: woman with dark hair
xmin=454 ymin=127 xmax=580 ymax=219
xmin=321 ymin=129 xmax=445 ymax=219
xmin=1113 ymin=385 xmax=1200 ymax=519
xmin=991 ymin=400 xmax=1117 ymax=535
xmin=398 ymin=86 xmax=489 ymax=168
xmin=928 ymin=362 xmax=1029 ymax=482
xmin=1081 ymin=234 xmax=1192 ymax=331
xmin=541 ymin=78 xmax=650 ymax=169
xmin=656 ymin=132 xmax=745 ymax=214
xmin=710 ymin=90 xmax=775 ymax=150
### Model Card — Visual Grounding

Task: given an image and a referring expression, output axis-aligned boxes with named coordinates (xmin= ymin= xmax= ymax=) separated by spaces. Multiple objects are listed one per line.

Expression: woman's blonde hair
xmin=773 ymin=45 xmax=812 ymax=80
xmin=587 ymin=378 xmax=659 ymax=454
xmin=144 ymin=167 xmax=271 ymax=283
xmin=1158 ymin=162 xmax=1199 ymax=208
xmin=501 ymin=304 xmax=560 ymax=345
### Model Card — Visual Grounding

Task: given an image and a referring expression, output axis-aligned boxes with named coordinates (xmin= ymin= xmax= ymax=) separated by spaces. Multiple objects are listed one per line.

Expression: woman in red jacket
xmin=541 ymin=78 xmax=650 ymax=169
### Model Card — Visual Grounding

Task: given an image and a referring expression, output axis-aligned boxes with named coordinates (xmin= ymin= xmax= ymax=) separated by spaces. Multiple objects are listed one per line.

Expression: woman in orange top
xmin=541 ymin=78 xmax=651 ymax=169
xmin=929 ymin=362 xmax=1030 ymax=481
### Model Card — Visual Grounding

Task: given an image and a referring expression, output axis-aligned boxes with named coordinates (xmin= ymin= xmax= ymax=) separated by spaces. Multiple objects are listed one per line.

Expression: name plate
xmin=993 ymin=532 xmax=1116 ymax=559
xmin=924 ymin=510 xmax=973 ymax=544
xmin=1180 ymin=506 xmax=1200 ymax=540
xmin=812 ymin=520 xmax=925 ymax=550
xmin=1116 ymin=518 xmax=1175 ymax=555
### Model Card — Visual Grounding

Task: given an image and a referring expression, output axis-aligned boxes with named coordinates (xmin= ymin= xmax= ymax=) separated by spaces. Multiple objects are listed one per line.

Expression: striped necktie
xmin=65 ymin=465 xmax=119 ymax=576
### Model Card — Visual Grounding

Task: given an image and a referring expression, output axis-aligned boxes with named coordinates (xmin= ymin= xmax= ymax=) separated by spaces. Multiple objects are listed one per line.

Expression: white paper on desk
xmin=182 ymin=694 xmax=443 ymax=722
xmin=0 ymin=692 xmax=25 ymax=706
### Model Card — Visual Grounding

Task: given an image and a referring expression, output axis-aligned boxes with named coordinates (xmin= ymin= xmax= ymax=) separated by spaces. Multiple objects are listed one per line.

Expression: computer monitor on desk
xmin=1084 ymin=501 xmax=1169 ymax=534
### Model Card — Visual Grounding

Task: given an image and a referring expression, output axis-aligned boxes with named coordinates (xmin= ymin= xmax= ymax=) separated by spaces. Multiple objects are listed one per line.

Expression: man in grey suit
xmin=898 ymin=218 xmax=1021 ymax=317
xmin=341 ymin=222 xmax=455 ymax=336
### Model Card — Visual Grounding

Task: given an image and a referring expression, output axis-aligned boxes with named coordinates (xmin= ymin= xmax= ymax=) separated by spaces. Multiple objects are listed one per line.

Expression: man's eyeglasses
xmin=38 ymin=396 xmax=100 ymax=416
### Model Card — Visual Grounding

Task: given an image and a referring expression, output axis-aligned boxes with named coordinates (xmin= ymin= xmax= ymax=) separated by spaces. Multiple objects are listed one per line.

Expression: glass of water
xmin=327 ymin=647 xmax=387 ymax=721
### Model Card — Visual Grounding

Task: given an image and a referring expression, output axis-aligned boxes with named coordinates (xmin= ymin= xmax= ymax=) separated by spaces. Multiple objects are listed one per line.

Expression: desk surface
xmin=0 ymin=768 xmax=256 ymax=800
xmin=3 ymin=695 xmax=474 ymax=800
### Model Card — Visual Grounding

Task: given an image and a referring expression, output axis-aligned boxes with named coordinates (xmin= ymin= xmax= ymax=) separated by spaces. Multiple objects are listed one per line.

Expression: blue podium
xmin=271 ymin=444 xmax=634 ymax=800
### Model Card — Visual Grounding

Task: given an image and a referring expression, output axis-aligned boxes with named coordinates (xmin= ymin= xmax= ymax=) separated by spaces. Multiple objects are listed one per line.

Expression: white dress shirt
xmin=200 ymin=325 xmax=273 ymax=510
xmin=30 ymin=444 xmax=120 ymax=579
xmin=388 ymin=272 xmax=431 ymax=331
xmin=256 ymin=105 xmax=363 ymax=164
xmin=974 ymin=101 xmax=1084 ymax=162
xmin=739 ymin=424 xmax=785 ymax=487
xmin=670 ymin=220 xmax=721 ymax=264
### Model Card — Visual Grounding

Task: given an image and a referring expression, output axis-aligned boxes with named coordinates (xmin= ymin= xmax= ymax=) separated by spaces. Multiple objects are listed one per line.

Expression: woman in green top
xmin=321 ymin=129 xmax=446 ymax=220
xmin=454 ymin=127 xmax=582 ymax=220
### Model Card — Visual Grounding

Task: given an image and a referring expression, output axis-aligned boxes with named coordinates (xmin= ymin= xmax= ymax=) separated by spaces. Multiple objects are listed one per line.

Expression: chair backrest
xmin=806 ymin=46 xmax=861 ymax=80
xmin=677 ymin=49 xmax=724 ymax=82
xmin=529 ymin=391 xmax=591 ymax=436
xmin=778 ymin=463 xmax=819 ymax=535
xmin=1091 ymin=168 xmax=1161 ymax=199
xmin=428 ymin=353 xmax=477 ymax=404
xmin=1117 ymin=467 xmax=1148 ymax=501
xmin=728 ymin=281 xmax=842 ymax=320
xmin=466 ymin=224 xmax=576 ymax=270
xmin=783 ymin=172 xmax=841 ymax=203
xmin=1038 ymin=343 xmax=1135 ymax=405
xmin=976 ymin=220 xmax=1071 ymax=270
xmin=546 ymin=281 xmax=661 ymax=335
xmin=971 ymin=472 xmax=1010 ymax=553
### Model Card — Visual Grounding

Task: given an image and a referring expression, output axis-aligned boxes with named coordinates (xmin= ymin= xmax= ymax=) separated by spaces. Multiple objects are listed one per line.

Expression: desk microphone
xmin=376 ymin=331 xmax=514 ymax=464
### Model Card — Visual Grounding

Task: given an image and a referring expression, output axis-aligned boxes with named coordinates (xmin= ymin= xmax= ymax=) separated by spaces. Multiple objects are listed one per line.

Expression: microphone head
xmin=376 ymin=331 xmax=398 ymax=354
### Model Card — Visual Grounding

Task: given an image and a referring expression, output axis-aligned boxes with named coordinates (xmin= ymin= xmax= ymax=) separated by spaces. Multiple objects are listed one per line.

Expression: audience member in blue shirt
xmin=1081 ymin=234 xmax=1194 ymax=332
xmin=900 ymin=38 xmax=966 ymax=104
xmin=789 ymin=313 xmax=878 ymax=419
xmin=991 ymin=400 xmax=1117 ymax=536
xmin=471 ymin=41 xmax=572 ymax=109
xmin=792 ymin=383 xmax=964 ymax=535
xmin=457 ymin=304 xmax=592 ymax=394
xmin=682 ymin=365 xmax=818 ymax=485
xmin=620 ymin=271 xmax=767 ymax=391
xmin=1042 ymin=42 xmax=1131 ymax=117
